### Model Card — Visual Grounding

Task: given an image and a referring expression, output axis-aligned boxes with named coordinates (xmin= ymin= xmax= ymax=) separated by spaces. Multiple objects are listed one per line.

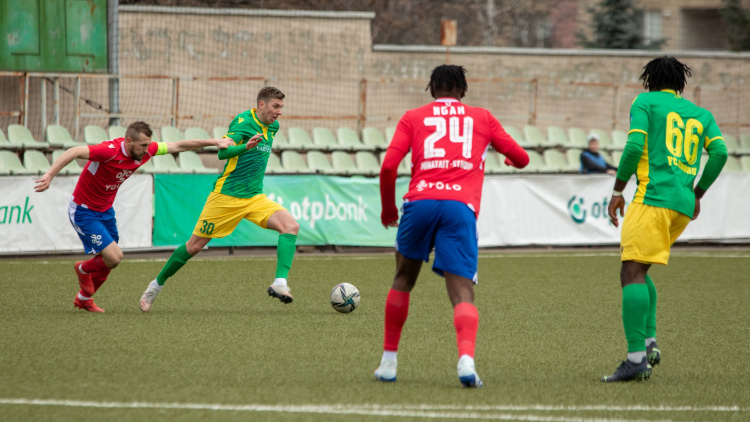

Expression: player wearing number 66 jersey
xmin=376 ymin=65 xmax=529 ymax=388
xmin=34 ymin=121 xmax=233 ymax=312
xmin=602 ymin=56 xmax=728 ymax=382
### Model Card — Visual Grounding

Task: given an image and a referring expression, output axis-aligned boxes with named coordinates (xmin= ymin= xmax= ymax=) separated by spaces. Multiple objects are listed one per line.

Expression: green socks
xmin=275 ymin=234 xmax=297 ymax=279
xmin=156 ymin=243 xmax=193 ymax=285
xmin=622 ymin=283 xmax=650 ymax=353
xmin=645 ymin=275 xmax=657 ymax=339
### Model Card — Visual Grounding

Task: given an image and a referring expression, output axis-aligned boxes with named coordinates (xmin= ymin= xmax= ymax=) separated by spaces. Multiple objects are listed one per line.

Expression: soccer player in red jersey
xmin=34 ymin=121 xmax=234 ymax=312
xmin=375 ymin=65 xmax=529 ymax=387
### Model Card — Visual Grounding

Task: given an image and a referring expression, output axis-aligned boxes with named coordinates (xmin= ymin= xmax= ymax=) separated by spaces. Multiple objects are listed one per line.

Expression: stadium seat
xmin=566 ymin=148 xmax=583 ymax=173
xmin=523 ymin=125 xmax=546 ymax=148
xmin=385 ymin=126 xmax=396 ymax=143
xmin=184 ymin=127 xmax=218 ymax=152
xmin=483 ymin=150 xmax=506 ymax=174
xmin=612 ymin=151 xmax=623 ymax=166
xmin=151 ymin=154 xmax=190 ymax=174
xmin=611 ymin=130 xmax=627 ymax=151
xmin=354 ymin=151 xmax=381 ymax=176
xmin=362 ymin=127 xmax=389 ymax=150
xmin=381 ymin=151 xmax=412 ymax=176
xmin=542 ymin=149 xmax=569 ymax=172
xmin=46 ymin=125 xmax=85 ymax=148
xmin=23 ymin=150 xmax=50 ymax=175
xmin=599 ymin=150 xmax=613 ymax=165
xmin=337 ymin=127 xmax=372 ymax=151
xmin=0 ymin=127 xmax=20 ymax=151
xmin=52 ymin=150 xmax=83 ymax=175
xmin=109 ymin=125 xmax=126 ymax=139
xmin=161 ymin=126 xmax=184 ymax=142
xmin=266 ymin=152 xmax=284 ymax=174
xmin=724 ymin=156 xmax=742 ymax=172
xmin=84 ymin=125 xmax=109 ymax=145
xmin=738 ymin=133 xmax=750 ymax=155
xmin=590 ymin=129 xmax=613 ymax=150
xmin=272 ymin=131 xmax=292 ymax=151
xmin=178 ymin=151 xmax=217 ymax=174
xmin=212 ymin=126 xmax=227 ymax=139
xmin=8 ymin=124 xmax=50 ymax=149
xmin=306 ymin=151 xmax=337 ymax=174
xmin=332 ymin=151 xmax=367 ymax=176
xmin=135 ymin=157 xmax=157 ymax=174
xmin=503 ymin=125 xmax=528 ymax=148
xmin=288 ymin=127 xmax=320 ymax=151
xmin=723 ymin=134 xmax=740 ymax=155
xmin=568 ymin=127 xmax=588 ymax=149
xmin=547 ymin=126 xmax=570 ymax=148
xmin=0 ymin=150 xmax=35 ymax=175
xmin=312 ymin=127 xmax=345 ymax=151
xmin=740 ymin=156 xmax=750 ymax=172
xmin=281 ymin=151 xmax=314 ymax=174
xmin=519 ymin=150 xmax=546 ymax=173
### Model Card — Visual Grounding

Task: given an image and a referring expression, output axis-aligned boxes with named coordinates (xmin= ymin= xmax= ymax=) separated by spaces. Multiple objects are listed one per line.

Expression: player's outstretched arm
xmin=217 ymin=134 xmax=264 ymax=160
xmin=34 ymin=145 xmax=90 ymax=192
xmin=165 ymin=137 xmax=235 ymax=154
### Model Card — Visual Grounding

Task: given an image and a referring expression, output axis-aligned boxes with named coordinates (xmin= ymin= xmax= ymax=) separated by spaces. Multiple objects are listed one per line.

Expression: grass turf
xmin=0 ymin=250 xmax=748 ymax=421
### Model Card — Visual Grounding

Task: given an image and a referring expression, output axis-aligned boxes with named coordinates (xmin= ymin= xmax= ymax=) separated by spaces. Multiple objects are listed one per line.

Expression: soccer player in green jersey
xmin=603 ymin=56 xmax=728 ymax=382
xmin=139 ymin=87 xmax=300 ymax=311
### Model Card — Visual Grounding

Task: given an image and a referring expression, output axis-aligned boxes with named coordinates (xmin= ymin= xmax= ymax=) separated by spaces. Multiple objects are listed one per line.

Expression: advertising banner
xmin=0 ymin=175 xmax=153 ymax=253
xmin=153 ymin=175 xmax=410 ymax=247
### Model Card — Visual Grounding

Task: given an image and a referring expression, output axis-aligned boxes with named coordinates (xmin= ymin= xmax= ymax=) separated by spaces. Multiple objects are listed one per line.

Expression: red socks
xmin=383 ymin=288 xmax=410 ymax=351
xmin=81 ymin=255 xmax=110 ymax=274
xmin=453 ymin=302 xmax=479 ymax=358
xmin=92 ymin=268 xmax=111 ymax=293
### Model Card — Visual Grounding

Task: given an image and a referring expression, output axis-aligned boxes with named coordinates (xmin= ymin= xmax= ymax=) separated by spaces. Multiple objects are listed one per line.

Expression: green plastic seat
xmin=542 ymin=149 xmax=568 ymax=173
xmin=281 ymin=151 xmax=314 ymax=173
xmin=47 ymin=125 xmax=85 ymax=148
xmin=740 ymin=156 xmax=750 ymax=172
xmin=612 ymin=151 xmax=623 ymax=167
xmin=568 ymin=127 xmax=588 ymax=149
xmin=380 ymin=151 xmax=411 ymax=176
xmin=599 ymin=150 xmax=613 ymax=165
xmin=151 ymin=154 xmax=189 ymax=174
xmin=611 ymin=130 xmax=628 ymax=151
xmin=0 ymin=150 xmax=35 ymax=175
xmin=212 ymin=126 xmax=227 ymax=139
xmin=523 ymin=125 xmax=546 ymax=148
xmin=23 ymin=150 xmax=50 ymax=175
xmin=8 ymin=124 xmax=49 ymax=149
xmin=272 ymin=131 xmax=292 ymax=151
xmin=184 ymin=127 xmax=218 ymax=152
xmin=519 ymin=150 xmax=546 ymax=173
xmin=312 ymin=127 xmax=344 ymax=151
xmin=52 ymin=150 xmax=83 ymax=175
xmin=306 ymin=151 xmax=337 ymax=174
xmin=484 ymin=150 xmax=506 ymax=174
xmin=266 ymin=153 xmax=284 ymax=174
xmin=331 ymin=151 xmax=366 ymax=176
xmin=724 ymin=156 xmax=742 ymax=172
xmin=0 ymin=127 xmax=20 ymax=151
xmin=547 ymin=126 xmax=569 ymax=148
xmin=109 ymin=126 xmax=126 ymax=139
xmin=590 ymin=129 xmax=613 ymax=150
xmin=354 ymin=151 xmax=380 ymax=176
xmin=362 ymin=127 xmax=388 ymax=150
xmin=503 ymin=125 xmax=528 ymax=148
xmin=384 ymin=127 xmax=396 ymax=143
xmin=161 ymin=126 xmax=184 ymax=142
xmin=723 ymin=134 xmax=739 ymax=155
xmin=288 ymin=127 xmax=319 ymax=151
xmin=738 ymin=133 xmax=750 ymax=155
xmin=84 ymin=125 xmax=109 ymax=145
xmin=178 ymin=151 xmax=216 ymax=174
xmin=135 ymin=157 xmax=156 ymax=174
xmin=337 ymin=127 xmax=372 ymax=151
xmin=566 ymin=148 xmax=583 ymax=173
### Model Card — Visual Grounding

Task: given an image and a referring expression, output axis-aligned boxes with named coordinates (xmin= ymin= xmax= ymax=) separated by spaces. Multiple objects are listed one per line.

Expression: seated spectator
xmin=580 ymin=133 xmax=617 ymax=175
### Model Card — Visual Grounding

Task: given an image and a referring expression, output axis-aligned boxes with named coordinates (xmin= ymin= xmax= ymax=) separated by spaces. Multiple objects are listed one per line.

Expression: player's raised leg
xmin=265 ymin=209 xmax=299 ymax=304
xmin=140 ymin=235 xmax=210 ymax=312
xmin=375 ymin=252 xmax=421 ymax=382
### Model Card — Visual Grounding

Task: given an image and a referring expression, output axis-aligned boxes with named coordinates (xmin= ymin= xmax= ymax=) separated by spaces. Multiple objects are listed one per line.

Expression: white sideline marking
xmin=0 ymin=398 xmax=746 ymax=421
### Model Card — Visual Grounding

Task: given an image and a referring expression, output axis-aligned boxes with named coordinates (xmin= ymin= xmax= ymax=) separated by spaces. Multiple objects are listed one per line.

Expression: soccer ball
xmin=330 ymin=283 xmax=360 ymax=313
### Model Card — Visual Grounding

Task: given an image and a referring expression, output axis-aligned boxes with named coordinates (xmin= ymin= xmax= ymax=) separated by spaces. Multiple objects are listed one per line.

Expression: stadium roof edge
xmin=372 ymin=45 xmax=750 ymax=59
xmin=118 ymin=5 xmax=375 ymax=19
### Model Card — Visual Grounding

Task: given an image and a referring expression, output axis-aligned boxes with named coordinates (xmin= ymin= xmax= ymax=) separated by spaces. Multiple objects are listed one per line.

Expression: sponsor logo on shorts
xmin=90 ymin=234 xmax=103 ymax=246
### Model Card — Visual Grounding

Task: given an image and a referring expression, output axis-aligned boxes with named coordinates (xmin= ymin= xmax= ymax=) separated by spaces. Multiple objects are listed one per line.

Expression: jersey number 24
xmin=423 ymin=116 xmax=474 ymax=159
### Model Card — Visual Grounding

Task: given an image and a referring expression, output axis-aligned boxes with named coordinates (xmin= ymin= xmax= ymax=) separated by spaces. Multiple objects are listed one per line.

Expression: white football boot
xmin=139 ymin=280 xmax=162 ymax=312
xmin=457 ymin=355 xmax=483 ymax=388
xmin=374 ymin=357 xmax=397 ymax=382
xmin=267 ymin=282 xmax=293 ymax=304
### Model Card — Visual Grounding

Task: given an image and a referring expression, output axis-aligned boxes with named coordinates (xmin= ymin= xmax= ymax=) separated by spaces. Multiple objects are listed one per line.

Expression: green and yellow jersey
xmin=627 ymin=90 xmax=723 ymax=217
xmin=212 ymin=108 xmax=278 ymax=198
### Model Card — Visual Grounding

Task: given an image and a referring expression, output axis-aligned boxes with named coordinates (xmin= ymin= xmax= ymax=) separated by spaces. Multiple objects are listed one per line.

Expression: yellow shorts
xmin=192 ymin=192 xmax=286 ymax=238
xmin=620 ymin=202 xmax=690 ymax=265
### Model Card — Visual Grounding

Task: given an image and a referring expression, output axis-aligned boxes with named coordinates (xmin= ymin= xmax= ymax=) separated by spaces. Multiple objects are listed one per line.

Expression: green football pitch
xmin=1 ymin=249 xmax=748 ymax=421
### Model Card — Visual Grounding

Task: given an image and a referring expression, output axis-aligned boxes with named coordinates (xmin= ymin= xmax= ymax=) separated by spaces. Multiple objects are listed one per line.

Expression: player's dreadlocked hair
xmin=426 ymin=65 xmax=468 ymax=99
xmin=640 ymin=56 xmax=692 ymax=94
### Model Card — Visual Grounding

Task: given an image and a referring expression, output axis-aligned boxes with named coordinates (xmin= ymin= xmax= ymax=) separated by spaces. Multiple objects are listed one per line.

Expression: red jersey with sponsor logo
xmin=72 ymin=138 xmax=159 ymax=212
xmin=381 ymin=98 xmax=528 ymax=220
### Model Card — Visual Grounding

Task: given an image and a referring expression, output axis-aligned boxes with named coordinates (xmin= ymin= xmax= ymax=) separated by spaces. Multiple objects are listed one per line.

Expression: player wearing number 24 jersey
xmin=34 ymin=121 xmax=232 ymax=312
xmin=603 ymin=56 xmax=728 ymax=382
xmin=376 ymin=65 xmax=529 ymax=388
